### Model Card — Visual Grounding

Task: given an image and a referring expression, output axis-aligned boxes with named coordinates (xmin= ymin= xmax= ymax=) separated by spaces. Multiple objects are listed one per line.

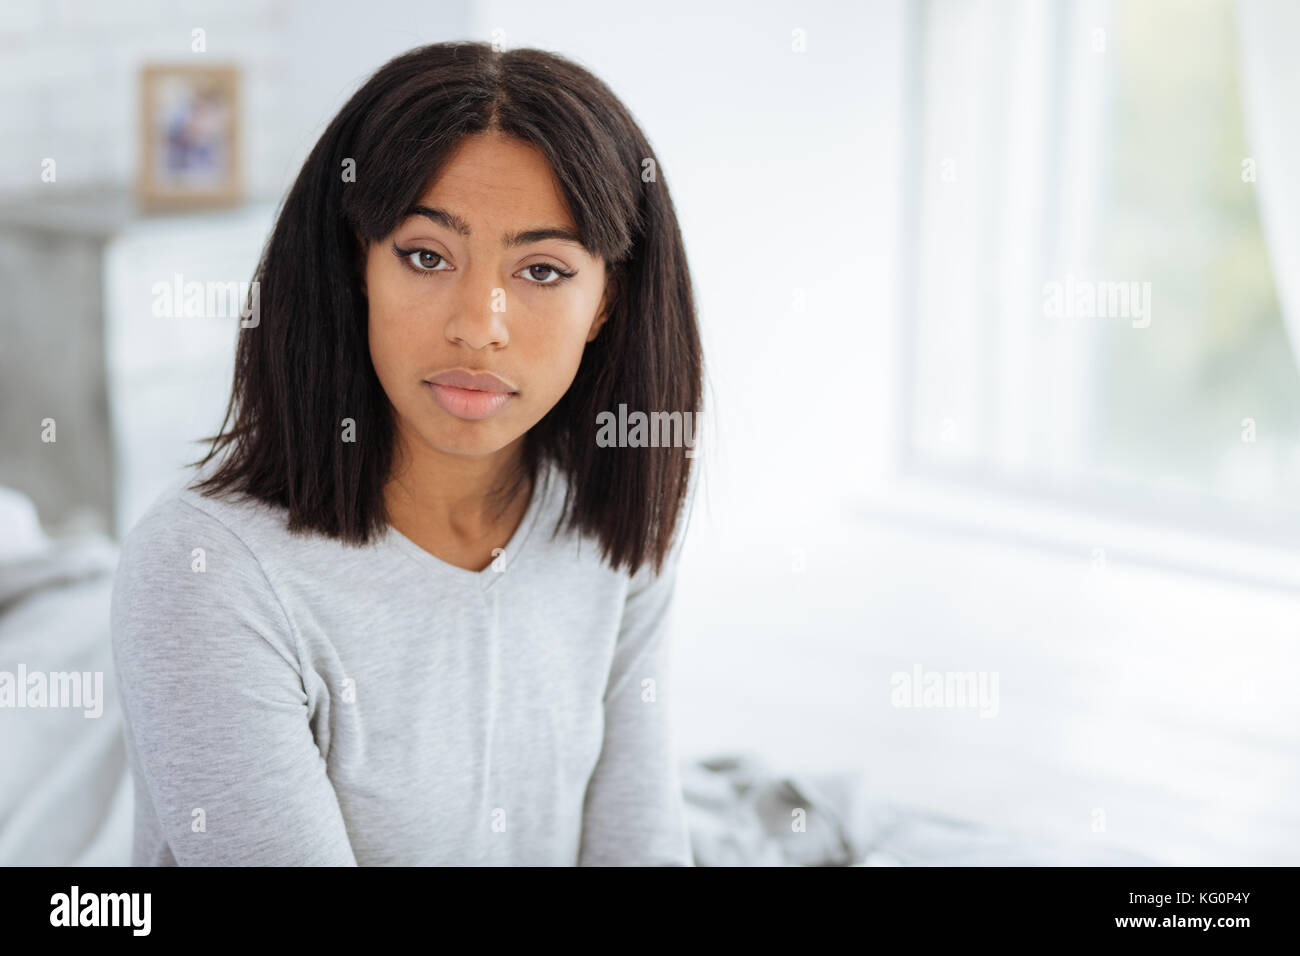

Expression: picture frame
xmin=137 ymin=64 xmax=242 ymax=210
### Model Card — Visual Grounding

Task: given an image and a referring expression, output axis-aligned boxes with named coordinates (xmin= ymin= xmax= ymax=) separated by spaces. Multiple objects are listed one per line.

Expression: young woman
xmin=110 ymin=41 xmax=703 ymax=866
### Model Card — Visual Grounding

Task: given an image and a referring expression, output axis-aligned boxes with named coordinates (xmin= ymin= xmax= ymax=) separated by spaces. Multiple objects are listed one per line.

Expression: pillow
xmin=0 ymin=486 xmax=48 ymax=562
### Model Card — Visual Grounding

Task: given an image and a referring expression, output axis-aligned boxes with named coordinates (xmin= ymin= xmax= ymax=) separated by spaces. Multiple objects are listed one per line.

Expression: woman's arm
xmin=110 ymin=497 xmax=358 ymax=865
xmin=578 ymin=548 xmax=695 ymax=866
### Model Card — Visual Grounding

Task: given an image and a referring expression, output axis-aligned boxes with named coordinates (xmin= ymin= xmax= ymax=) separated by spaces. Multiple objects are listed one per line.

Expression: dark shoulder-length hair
xmin=188 ymin=40 xmax=702 ymax=576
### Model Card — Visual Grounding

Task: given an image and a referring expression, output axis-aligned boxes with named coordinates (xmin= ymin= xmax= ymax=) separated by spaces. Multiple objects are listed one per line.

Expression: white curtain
xmin=908 ymin=0 xmax=1108 ymax=478
xmin=1236 ymin=0 xmax=1300 ymax=372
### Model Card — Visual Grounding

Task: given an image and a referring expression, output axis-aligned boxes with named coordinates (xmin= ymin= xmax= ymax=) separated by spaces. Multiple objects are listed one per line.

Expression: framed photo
xmin=137 ymin=64 xmax=242 ymax=209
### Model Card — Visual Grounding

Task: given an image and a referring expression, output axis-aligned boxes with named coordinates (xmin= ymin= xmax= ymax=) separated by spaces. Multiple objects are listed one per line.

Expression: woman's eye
xmin=406 ymin=249 xmax=447 ymax=272
xmin=521 ymin=264 xmax=568 ymax=285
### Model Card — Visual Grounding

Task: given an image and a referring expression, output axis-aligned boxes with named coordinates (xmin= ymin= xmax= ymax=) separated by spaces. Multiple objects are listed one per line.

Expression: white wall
xmin=0 ymin=0 xmax=472 ymax=201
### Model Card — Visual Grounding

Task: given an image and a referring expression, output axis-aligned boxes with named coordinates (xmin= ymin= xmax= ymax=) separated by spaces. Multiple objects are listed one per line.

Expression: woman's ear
xmin=586 ymin=306 xmax=607 ymax=342
xmin=586 ymin=273 xmax=615 ymax=342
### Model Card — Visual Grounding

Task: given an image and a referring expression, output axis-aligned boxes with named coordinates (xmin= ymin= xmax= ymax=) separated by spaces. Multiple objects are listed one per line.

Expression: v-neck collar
xmin=382 ymin=465 xmax=552 ymax=590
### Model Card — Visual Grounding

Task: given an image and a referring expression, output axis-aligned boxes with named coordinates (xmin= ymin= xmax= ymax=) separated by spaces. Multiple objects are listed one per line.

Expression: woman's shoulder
xmin=118 ymin=467 xmax=279 ymax=565
xmin=112 ymin=462 xmax=301 ymax=614
xmin=528 ymin=455 xmax=692 ymax=591
xmin=110 ymin=465 xmax=300 ymax=663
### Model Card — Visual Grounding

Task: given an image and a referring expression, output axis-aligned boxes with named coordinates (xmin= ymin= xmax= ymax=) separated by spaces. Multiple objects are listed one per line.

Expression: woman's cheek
xmin=532 ymin=322 xmax=586 ymax=388
xmin=376 ymin=297 xmax=432 ymax=358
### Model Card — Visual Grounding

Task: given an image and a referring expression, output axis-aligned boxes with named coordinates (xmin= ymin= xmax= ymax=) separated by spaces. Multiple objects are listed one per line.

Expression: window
xmin=902 ymin=0 xmax=1300 ymax=542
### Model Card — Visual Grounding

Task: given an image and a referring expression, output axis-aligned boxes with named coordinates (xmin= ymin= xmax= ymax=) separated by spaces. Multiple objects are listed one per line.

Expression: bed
xmin=0 ymin=483 xmax=1156 ymax=867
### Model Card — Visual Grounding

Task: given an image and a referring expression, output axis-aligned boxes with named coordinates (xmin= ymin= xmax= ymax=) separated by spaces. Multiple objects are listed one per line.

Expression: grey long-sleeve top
xmin=109 ymin=459 xmax=693 ymax=866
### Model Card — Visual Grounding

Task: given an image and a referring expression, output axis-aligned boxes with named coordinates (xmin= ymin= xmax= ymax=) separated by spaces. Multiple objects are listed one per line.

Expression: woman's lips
xmin=424 ymin=368 xmax=517 ymax=421
xmin=426 ymin=382 xmax=512 ymax=420
xmin=424 ymin=381 xmax=514 ymax=420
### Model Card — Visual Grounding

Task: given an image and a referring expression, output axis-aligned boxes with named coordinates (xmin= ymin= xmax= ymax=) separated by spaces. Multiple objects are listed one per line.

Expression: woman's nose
xmin=444 ymin=278 xmax=510 ymax=350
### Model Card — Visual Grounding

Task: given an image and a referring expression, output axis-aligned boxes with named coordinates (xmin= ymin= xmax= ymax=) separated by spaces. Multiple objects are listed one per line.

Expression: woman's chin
xmin=423 ymin=424 xmax=525 ymax=459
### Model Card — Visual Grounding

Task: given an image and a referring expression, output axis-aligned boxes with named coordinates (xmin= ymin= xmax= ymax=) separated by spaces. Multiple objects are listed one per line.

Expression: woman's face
xmin=364 ymin=130 xmax=610 ymax=462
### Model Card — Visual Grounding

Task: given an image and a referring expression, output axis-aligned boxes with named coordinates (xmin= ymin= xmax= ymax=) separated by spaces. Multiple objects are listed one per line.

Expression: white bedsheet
xmin=0 ymin=502 xmax=132 ymax=866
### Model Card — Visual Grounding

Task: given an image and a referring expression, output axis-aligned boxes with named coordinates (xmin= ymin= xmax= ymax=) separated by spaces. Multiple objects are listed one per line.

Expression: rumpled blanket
xmin=0 ymin=485 xmax=131 ymax=865
xmin=682 ymin=752 xmax=1159 ymax=866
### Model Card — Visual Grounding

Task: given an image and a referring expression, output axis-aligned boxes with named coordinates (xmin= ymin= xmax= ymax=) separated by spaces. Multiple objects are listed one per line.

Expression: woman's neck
xmin=383 ymin=434 xmax=533 ymax=571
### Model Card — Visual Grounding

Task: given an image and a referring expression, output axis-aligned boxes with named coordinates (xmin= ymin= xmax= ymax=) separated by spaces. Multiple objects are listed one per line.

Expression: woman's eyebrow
xmin=404 ymin=204 xmax=588 ymax=251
